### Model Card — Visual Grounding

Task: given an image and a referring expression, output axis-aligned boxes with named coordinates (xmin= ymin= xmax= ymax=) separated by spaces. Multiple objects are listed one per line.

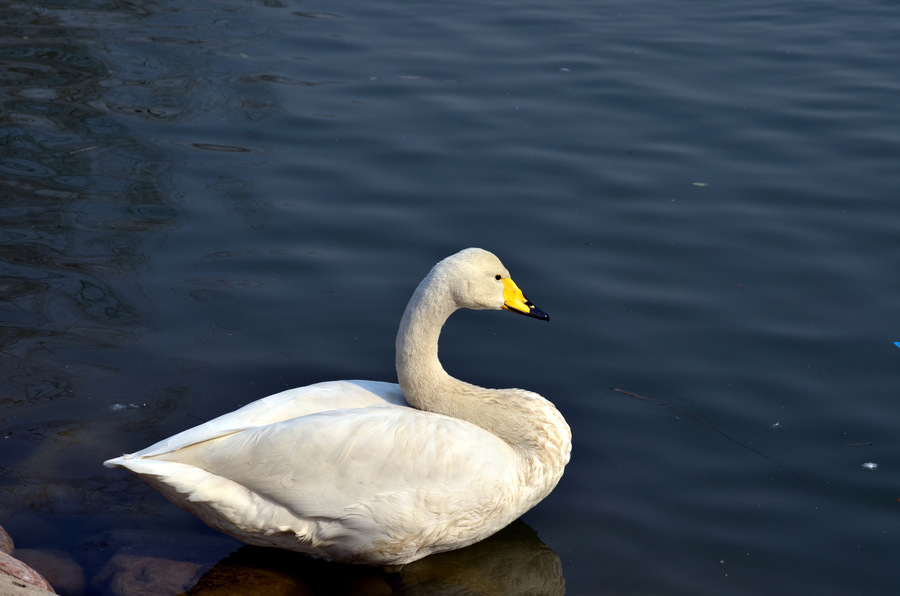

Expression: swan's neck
xmin=395 ymin=271 xmax=459 ymax=412
xmin=395 ymin=271 xmax=571 ymax=483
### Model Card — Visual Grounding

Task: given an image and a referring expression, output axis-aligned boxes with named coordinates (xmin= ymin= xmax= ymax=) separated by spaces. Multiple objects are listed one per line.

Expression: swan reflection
xmin=187 ymin=521 xmax=564 ymax=596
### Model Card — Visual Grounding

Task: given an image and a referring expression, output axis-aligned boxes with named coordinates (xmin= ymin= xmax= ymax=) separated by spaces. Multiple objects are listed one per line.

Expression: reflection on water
xmin=187 ymin=521 xmax=564 ymax=596
xmin=0 ymin=5 xmax=177 ymax=410
xmin=0 ymin=0 xmax=183 ymax=551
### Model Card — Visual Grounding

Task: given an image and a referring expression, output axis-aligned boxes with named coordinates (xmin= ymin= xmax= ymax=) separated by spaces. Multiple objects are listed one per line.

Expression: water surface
xmin=2 ymin=1 xmax=899 ymax=594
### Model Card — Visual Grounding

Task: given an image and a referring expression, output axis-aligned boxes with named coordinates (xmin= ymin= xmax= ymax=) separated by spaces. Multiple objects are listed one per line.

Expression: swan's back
xmin=120 ymin=380 xmax=406 ymax=459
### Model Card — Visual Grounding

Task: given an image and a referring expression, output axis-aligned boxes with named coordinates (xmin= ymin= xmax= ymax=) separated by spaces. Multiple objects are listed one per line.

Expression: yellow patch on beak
xmin=502 ymin=277 xmax=550 ymax=321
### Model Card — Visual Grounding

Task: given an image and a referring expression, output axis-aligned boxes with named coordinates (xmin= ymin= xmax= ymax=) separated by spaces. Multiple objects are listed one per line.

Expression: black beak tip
xmin=531 ymin=307 xmax=550 ymax=322
xmin=511 ymin=302 xmax=549 ymax=321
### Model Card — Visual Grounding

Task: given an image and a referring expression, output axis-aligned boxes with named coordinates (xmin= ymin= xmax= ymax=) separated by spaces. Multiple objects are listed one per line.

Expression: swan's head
xmin=438 ymin=248 xmax=549 ymax=321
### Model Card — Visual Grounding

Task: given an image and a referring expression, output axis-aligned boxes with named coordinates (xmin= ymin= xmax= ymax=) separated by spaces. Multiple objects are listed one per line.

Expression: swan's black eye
xmin=495 ymin=274 xmax=502 ymax=280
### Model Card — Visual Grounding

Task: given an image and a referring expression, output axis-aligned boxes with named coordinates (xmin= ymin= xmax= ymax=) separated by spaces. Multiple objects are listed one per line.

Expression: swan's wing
xmin=107 ymin=380 xmax=406 ymax=462
xmin=123 ymin=407 xmax=520 ymax=550
xmin=158 ymin=407 xmax=518 ymax=509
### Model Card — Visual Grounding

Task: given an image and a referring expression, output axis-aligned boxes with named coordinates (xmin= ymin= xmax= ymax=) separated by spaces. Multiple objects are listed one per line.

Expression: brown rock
xmin=0 ymin=573 xmax=56 ymax=596
xmin=0 ymin=527 xmax=12 ymax=555
xmin=0 ymin=551 xmax=54 ymax=593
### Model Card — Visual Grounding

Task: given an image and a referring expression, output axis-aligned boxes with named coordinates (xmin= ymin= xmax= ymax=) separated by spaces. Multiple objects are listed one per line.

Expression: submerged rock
xmin=81 ymin=528 xmax=237 ymax=596
xmin=14 ymin=550 xmax=83 ymax=596
xmin=91 ymin=553 xmax=204 ymax=596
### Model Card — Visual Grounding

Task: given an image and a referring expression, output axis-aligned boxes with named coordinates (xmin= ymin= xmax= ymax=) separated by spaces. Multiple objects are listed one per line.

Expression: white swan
xmin=104 ymin=248 xmax=571 ymax=565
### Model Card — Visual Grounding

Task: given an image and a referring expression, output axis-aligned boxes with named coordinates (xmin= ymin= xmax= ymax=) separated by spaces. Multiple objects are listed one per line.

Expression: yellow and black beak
xmin=502 ymin=277 xmax=550 ymax=321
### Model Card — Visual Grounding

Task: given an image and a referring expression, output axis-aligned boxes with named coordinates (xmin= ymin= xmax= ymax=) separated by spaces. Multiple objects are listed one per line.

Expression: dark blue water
xmin=2 ymin=0 xmax=899 ymax=594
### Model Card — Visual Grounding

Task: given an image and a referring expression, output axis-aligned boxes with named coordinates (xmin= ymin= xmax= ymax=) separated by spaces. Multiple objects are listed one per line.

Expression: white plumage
xmin=104 ymin=248 xmax=571 ymax=565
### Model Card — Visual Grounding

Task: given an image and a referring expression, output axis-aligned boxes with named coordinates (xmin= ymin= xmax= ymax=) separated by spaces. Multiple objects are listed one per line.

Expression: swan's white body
xmin=104 ymin=248 xmax=571 ymax=565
